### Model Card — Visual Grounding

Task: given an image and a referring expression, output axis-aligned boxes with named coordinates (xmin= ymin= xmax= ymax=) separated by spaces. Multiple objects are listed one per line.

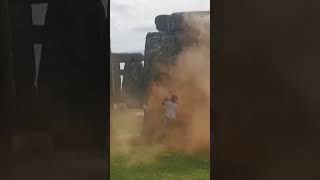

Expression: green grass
xmin=110 ymin=152 xmax=210 ymax=180
xmin=111 ymin=109 xmax=210 ymax=180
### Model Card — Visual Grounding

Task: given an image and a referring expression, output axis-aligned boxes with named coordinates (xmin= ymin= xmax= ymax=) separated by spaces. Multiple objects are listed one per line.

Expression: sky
xmin=110 ymin=0 xmax=210 ymax=53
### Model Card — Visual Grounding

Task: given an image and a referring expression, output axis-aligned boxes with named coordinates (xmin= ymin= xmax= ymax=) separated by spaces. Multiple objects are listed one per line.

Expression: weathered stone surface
xmin=2 ymin=0 xmax=109 ymax=179
xmin=155 ymin=11 xmax=210 ymax=32
xmin=0 ymin=0 xmax=15 ymax=177
xmin=111 ymin=53 xmax=143 ymax=62
xmin=143 ymin=11 xmax=210 ymax=143
xmin=110 ymin=52 xmax=144 ymax=105
xmin=9 ymin=2 xmax=38 ymax=131
xmin=144 ymin=11 xmax=210 ymax=102
xmin=142 ymin=31 xmax=180 ymax=141
xmin=39 ymin=0 xmax=108 ymax=148
xmin=110 ymin=55 xmax=121 ymax=103
xmin=143 ymin=32 xmax=181 ymax=96
xmin=122 ymin=59 xmax=144 ymax=108
xmin=155 ymin=15 xmax=170 ymax=32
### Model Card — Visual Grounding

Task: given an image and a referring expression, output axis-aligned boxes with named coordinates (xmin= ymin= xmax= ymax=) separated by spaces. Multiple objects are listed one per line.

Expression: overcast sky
xmin=110 ymin=0 xmax=210 ymax=53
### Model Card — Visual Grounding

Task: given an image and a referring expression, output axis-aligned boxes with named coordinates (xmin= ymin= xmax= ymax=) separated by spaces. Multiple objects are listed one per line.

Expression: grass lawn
xmin=111 ymin=152 xmax=210 ymax=180
xmin=111 ymin=109 xmax=210 ymax=180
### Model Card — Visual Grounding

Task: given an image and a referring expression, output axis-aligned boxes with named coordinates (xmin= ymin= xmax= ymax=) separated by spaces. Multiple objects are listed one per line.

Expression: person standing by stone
xmin=162 ymin=95 xmax=178 ymax=136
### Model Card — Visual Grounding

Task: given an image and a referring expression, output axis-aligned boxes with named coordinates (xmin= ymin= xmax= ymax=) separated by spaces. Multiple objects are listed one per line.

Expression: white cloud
xmin=110 ymin=0 xmax=210 ymax=53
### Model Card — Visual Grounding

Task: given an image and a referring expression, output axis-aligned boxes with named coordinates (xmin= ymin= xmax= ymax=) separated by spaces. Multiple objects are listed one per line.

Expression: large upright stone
xmin=122 ymin=59 xmax=144 ymax=107
xmin=110 ymin=54 xmax=121 ymax=103
xmin=144 ymin=11 xmax=210 ymax=97
xmin=143 ymin=11 xmax=210 ymax=142
xmin=39 ymin=0 xmax=108 ymax=148
xmin=143 ymin=32 xmax=181 ymax=95
xmin=155 ymin=11 xmax=210 ymax=32
xmin=0 ymin=0 xmax=15 ymax=177
xmin=112 ymin=53 xmax=143 ymax=62
xmin=111 ymin=53 xmax=144 ymax=105
xmin=8 ymin=2 xmax=37 ymax=132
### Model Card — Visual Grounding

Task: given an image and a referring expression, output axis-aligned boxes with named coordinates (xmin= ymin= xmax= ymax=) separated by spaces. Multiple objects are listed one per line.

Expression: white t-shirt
xmin=164 ymin=100 xmax=177 ymax=120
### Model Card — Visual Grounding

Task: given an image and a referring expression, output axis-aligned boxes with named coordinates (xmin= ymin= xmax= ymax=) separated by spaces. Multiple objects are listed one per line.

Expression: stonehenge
xmin=110 ymin=53 xmax=144 ymax=108
xmin=111 ymin=11 xmax=210 ymax=110
xmin=38 ymin=0 xmax=108 ymax=147
xmin=155 ymin=11 xmax=210 ymax=32
xmin=1 ymin=0 xmax=109 ymax=178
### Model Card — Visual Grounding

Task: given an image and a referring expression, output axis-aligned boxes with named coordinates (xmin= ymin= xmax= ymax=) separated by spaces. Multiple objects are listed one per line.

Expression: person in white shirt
xmin=163 ymin=95 xmax=178 ymax=121
xmin=162 ymin=95 xmax=178 ymax=138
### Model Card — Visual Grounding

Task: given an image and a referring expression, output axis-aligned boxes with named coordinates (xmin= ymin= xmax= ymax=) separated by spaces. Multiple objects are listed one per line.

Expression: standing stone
xmin=143 ymin=11 xmax=210 ymax=99
xmin=155 ymin=11 xmax=210 ymax=32
xmin=8 ymin=2 xmax=37 ymax=132
xmin=122 ymin=59 xmax=144 ymax=107
xmin=110 ymin=55 xmax=121 ymax=103
xmin=111 ymin=53 xmax=144 ymax=105
xmin=143 ymin=18 xmax=181 ymax=140
xmin=143 ymin=32 xmax=180 ymax=96
xmin=0 ymin=0 xmax=15 ymax=177
xmin=143 ymin=11 xmax=210 ymax=143
xmin=39 ymin=0 xmax=108 ymax=148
